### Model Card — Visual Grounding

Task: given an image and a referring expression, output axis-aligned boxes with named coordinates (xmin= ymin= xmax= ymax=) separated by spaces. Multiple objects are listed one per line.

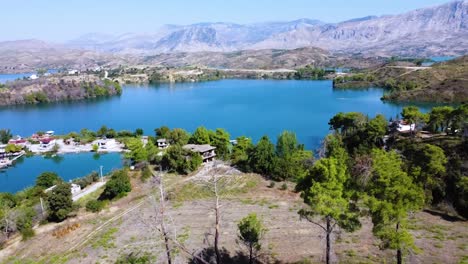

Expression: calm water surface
xmin=1 ymin=79 xmax=435 ymax=148
xmin=0 ymin=79 xmax=439 ymax=192
xmin=0 ymin=153 xmax=123 ymax=193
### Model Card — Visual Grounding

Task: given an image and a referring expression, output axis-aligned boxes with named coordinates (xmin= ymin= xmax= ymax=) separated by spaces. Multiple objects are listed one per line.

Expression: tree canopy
xmin=366 ymin=149 xmax=424 ymax=264
xmin=36 ymin=172 xmax=62 ymax=189
xmin=47 ymin=183 xmax=73 ymax=222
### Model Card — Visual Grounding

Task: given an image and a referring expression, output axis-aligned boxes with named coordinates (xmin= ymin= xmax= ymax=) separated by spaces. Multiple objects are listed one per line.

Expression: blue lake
xmin=0 ymin=69 xmax=58 ymax=84
xmin=1 ymin=79 xmax=436 ymax=148
xmin=0 ymin=79 xmax=439 ymax=192
xmin=0 ymin=153 xmax=124 ymax=193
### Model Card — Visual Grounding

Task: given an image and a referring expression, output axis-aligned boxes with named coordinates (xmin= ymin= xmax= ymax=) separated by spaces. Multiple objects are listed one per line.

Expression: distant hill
xmin=333 ymin=56 xmax=468 ymax=102
xmin=66 ymin=1 xmax=467 ymax=56
xmin=0 ymin=40 xmax=132 ymax=73
xmin=0 ymin=42 xmax=382 ymax=73
xmin=382 ymin=56 xmax=468 ymax=102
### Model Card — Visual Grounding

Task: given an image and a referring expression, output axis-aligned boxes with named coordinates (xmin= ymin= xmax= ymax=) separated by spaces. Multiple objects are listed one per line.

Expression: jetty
xmin=0 ymin=151 xmax=25 ymax=169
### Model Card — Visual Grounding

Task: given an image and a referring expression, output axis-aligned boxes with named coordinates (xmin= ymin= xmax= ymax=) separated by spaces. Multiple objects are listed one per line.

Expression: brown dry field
xmin=0 ymin=168 xmax=467 ymax=264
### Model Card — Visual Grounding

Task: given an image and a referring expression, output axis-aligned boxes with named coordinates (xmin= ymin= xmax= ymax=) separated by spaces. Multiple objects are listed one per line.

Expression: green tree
xmin=274 ymin=131 xmax=312 ymax=181
xmin=238 ymin=213 xmax=266 ymax=264
xmin=47 ymin=183 xmax=73 ymax=222
xmin=427 ymin=106 xmax=454 ymax=133
xmin=365 ymin=114 xmax=387 ymax=145
xmin=36 ymin=172 xmax=61 ymax=189
xmin=100 ymin=170 xmax=132 ymax=200
xmin=135 ymin=128 xmax=144 ymax=137
xmin=449 ymin=104 xmax=468 ymax=134
xmin=231 ymin=136 xmax=254 ymax=172
xmin=125 ymin=138 xmax=148 ymax=163
xmin=367 ymin=149 xmax=424 ymax=264
xmin=276 ymin=131 xmax=300 ymax=158
xmin=189 ymin=126 xmax=211 ymax=145
xmin=145 ymin=138 xmax=159 ymax=164
xmin=329 ymin=112 xmax=367 ymax=136
xmin=209 ymin=128 xmax=230 ymax=159
xmin=5 ymin=144 xmax=23 ymax=153
xmin=92 ymin=144 xmax=99 ymax=152
xmin=404 ymin=144 xmax=447 ymax=204
xmin=249 ymin=136 xmax=276 ymax=176
xmin=161 ymin=145 xmax=202 ymax=175
xmin=296 ymin=158 xmax=361 ymax=264
xmin=0 ymin=129 xmax=12 ymax=144
xmin=401 ymin=106 xmax=428 ymax=134
xmin=106 ymin=129 xmax=117 ymax=138
xmin=155 ymin=126 xmax=171 ymax=139
xmin=274 ymin=150 xmax=312 ymax=181
xmin=36 ymin=68 xmax=47 ymax=76
xmin=97 ymin=125 xmax=108 ymax=137
xmin=168 ymin=128 xmax=190 ymax=146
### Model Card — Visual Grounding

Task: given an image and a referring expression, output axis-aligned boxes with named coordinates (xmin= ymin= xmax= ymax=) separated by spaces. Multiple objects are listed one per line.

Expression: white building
xmin=157 ymin=138 xmax=169 ymax=149
xmin=29 ymin=74 xmax=38 ymax=80
xmin=70 ymin=183 xmax=82 ymax=195
xmin=397 ymin=123 xmax=416 ymax=133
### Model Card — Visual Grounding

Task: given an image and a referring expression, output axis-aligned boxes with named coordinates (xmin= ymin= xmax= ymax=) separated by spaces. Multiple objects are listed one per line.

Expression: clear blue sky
xmin=2 ymin=0 xmax=453 ymax=42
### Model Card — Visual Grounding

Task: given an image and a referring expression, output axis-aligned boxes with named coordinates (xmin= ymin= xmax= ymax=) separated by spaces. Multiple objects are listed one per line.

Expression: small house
xmin=29 ymin=74 xmax=38 ymax=80
xmin=183 ymin=144 xmax=216 ymax=162
xmin=40 ymin=138 xmax=55 ymax=149
xmin=8 ymin=136 xmax=27 ymax=147
xmin=157 ymin=138 xmax=169 ymax=149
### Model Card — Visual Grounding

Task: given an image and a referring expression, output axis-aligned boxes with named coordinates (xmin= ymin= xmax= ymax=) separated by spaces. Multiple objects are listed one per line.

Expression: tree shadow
xmin=188 ymin=247 xmax=250 ymax=264
xmin=423 ymin=209 xmax=465 ymax=222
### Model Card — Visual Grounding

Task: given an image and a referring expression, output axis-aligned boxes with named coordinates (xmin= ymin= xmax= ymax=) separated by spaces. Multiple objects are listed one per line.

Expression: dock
xmin=0 ymin=151 xmax=25 ymax=169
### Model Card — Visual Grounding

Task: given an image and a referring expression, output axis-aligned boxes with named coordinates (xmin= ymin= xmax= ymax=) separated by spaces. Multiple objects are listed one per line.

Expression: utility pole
xmin=100 ymin=165 xmax=104 ymax=182
xmin=40 ymin=197 xmax=45 ymax=218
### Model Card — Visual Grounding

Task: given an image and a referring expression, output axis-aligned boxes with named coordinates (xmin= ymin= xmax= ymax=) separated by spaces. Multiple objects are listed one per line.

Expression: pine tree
xmin=297 ymin=157 xmax=360 ymax=264
xmin=366 ymin=149 xmax=424 ymax=264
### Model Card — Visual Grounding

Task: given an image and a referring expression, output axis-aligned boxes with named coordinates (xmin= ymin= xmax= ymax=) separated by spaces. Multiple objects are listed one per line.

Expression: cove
xmin=0 ymin=153 xmax=124 ymax=193
xmin=1 ymin=79 xmax=436 ymax=150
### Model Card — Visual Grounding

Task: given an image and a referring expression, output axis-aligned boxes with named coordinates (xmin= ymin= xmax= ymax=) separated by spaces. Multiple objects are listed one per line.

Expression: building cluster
xmin=156 ymin=138 xmax=217 ymax=163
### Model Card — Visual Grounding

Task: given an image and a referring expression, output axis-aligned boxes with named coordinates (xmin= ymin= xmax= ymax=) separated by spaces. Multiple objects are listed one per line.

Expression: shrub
xmin=86 ymin=200 xmax=106 ymax=213
xmin=141 ymin=166 xmax=152 ymax=182
xmin=100 ymin=170 xmax=131 ymax=200
xmin=280 ymin=183 xmax=288 ymax=191
xmin=73 ymin=171 xmax=99 ymax=189
xmin=267 ymin=181 xmax=276 ymax=188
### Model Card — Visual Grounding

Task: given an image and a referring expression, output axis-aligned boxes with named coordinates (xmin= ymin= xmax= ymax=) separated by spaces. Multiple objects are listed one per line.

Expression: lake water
xmin=0 ymin=69 xmax=58 ymax=84
xmin=1 ymin=79 xmax=435 ymax=148
xmin=0 ymin=79 xmax=438 ymax=192
xmin=0 ymin=153 xmax=124 ymax=193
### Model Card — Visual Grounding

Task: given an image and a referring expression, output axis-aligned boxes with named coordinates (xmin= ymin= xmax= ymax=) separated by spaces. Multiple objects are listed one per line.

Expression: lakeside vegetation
xmin=333 ymin=55 xmax=468 ymax=103
xmin=0 ymin=76 xmax=122 ymax=106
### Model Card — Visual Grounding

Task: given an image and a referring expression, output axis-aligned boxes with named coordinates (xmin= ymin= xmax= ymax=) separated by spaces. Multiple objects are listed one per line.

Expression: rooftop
xmin=183 ymin=144 xmax=216 ymax=153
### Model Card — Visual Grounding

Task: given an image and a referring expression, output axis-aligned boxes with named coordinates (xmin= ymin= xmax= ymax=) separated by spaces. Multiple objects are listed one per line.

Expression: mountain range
xmin=0 ymin=1 xmax=466 ymax=73
xmin=65 ymin=1 xmax=467 ymax=56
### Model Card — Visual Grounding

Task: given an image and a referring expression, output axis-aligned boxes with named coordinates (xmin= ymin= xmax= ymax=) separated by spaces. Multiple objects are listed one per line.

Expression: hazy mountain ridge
xmin=66 ymin=1 xmax=468 ymax=56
